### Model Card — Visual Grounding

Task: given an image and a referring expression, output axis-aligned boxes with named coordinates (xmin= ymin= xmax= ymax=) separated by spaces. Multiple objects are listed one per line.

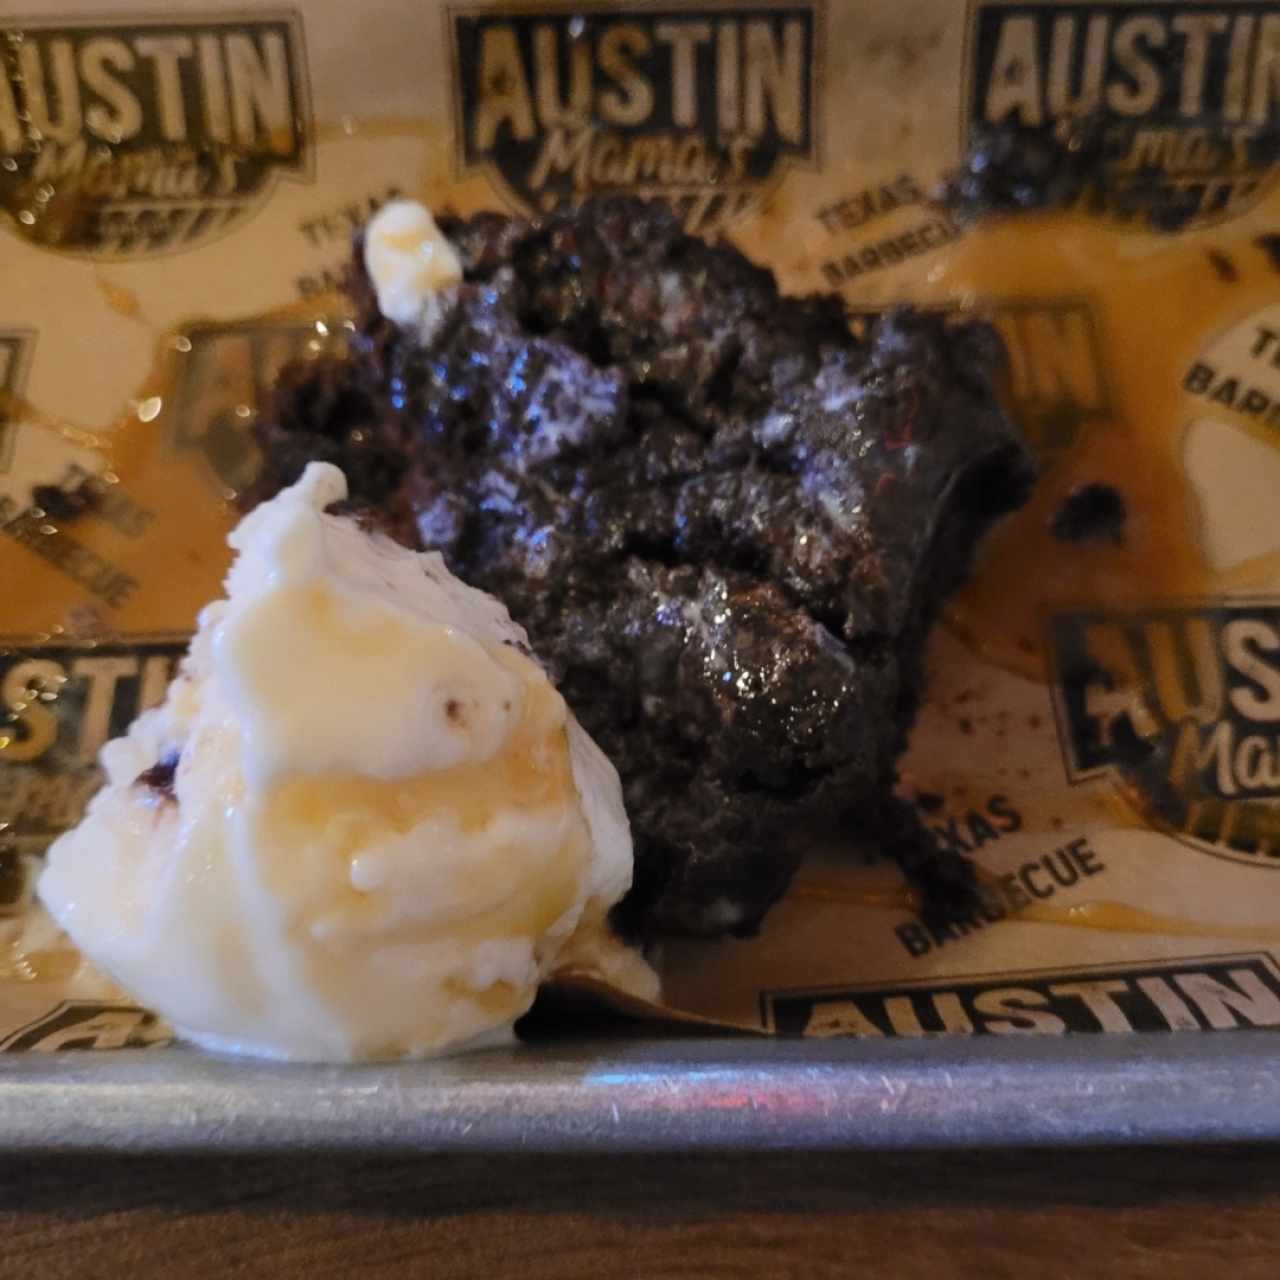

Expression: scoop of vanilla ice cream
xmin=38 ymin=462 xmax=656 ymax=1061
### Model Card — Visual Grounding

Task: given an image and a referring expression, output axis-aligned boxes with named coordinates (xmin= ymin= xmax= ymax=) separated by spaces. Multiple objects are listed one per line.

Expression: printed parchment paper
xmin=3 ymin=0 xmax=1280 ymax=1049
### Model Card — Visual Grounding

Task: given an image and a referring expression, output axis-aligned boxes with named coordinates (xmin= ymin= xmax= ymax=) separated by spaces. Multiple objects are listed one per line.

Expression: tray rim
xmin=2 ymin=1030 xmax=1279 ymax=1155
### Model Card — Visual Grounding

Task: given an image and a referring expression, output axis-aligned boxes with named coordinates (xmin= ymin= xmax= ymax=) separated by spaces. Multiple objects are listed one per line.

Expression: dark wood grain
xmin=4 ymin=1146 xmax=1280 ymax=1278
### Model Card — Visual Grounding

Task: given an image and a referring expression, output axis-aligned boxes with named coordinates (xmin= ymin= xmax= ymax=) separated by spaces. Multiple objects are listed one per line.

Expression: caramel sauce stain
xmin=949 ymin=419 xmax=1208 ymax=680
xmin=928 ymin=216 xmax=1230 ymax=679
xmin=3 ymin=945 xmax=80 ymax=984
xmin=1016 ymin=897 xmax=1280 ymax=943
xmin=792 ymin=852 xmax=1277 ymax=943
xmin=0 ymin=113 xmax=487 ymax=642
xmin=790 ymin=881 xmax=918 ymax=912
xmin=93 ymin=274 xmax=144 ymax=322
xmin=0 ymin=293 xmax=350 ymax=637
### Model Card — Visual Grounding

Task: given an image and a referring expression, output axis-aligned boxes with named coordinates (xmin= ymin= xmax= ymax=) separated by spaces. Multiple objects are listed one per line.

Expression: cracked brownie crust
xmin=247 ymin=198 xmax=1033 ymax=938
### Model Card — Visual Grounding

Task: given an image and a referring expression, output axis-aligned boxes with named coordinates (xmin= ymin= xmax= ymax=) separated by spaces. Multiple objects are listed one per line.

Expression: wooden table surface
xmin=4 ymin=1145 xmax=1279 ymax=1278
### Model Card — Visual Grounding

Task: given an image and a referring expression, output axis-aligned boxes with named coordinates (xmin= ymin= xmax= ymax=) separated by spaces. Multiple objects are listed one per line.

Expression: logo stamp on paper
xmin=0 ymin=14 xmax=313 ymax=258
xmin=1182 ymin=300 xmax=1280 ymax=441
xmin=1049 ymin=600 xmax=1280 ymax=868
xmin=994 ymin=299 xmax=1112 ymax=459
xmin=765 ymin=952 xmax=1280 ymax=1036
xmin=165 ymin=316 xmax=348 ymax=495
xmin=0 ymin=636 xmax=188 ymax=857
xmin=0 ymin=1000 xmax=169 ymax=1051
xmin=449 ymin=4 xmax=821 ymax=232
xmin=963 ymin=1 xmax=1280 ymax=230
xmin=1178 ymin=302 xmax=1280 ymax=572
xmin=0 ymin=329 xmax=33 ymax=474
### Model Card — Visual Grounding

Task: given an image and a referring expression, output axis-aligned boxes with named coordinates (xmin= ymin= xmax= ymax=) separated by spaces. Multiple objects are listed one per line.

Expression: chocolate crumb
xmin=916 ymin=790 xmax=945 ymax=814
xmin=1061 ymin=658 xmax=1108 ymax=709
xmin=0 ymin=844 xmax=23 ymax=910
xmin=1256 ymin=234 xmax=1280 ymax=271
xmin=1206 ymin=249 xmax=1238 ymax=282
xmin=445 ymin=698 xmax=464 ymax=725
xmin=31 ymin=482 xmax=97 ymax=522
xmin=863 ymin=796 xmax=979 ymax=930
xmin=1111 ymin=714 xmax=1156 ymax=766
xmin=935 ymin=118 xmax=1105 ymax=225
xmin=67 ymin=604 xmax=106 ymax=638
xmin=957 ymin=716 xmax=974 ymax=735
xmin=1050 ymin=483 xmax=1127 ymax=546
xmin=936 ymin=118 xmax=1209 ymax=233
xmin=135 ymin=752 xmax=179 ymax=801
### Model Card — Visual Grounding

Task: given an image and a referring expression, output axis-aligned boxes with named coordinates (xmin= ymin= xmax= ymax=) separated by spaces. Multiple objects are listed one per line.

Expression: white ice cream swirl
xmin=39 ymin=463 xmax=655 ymax=1061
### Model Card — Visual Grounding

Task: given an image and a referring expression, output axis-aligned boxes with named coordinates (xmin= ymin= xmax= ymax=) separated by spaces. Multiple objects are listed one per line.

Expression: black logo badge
xmin=0 ymin=1000 xmax=169 ymax=1051
xmin=964 ymin=2 xmax=1280 ymax=230
xmin=0 ymin=15 xmax=313 ymax=257
xmin=0 ymin=329 xmax=33 ymax=474
xmin=765 ymin=952 xmax=1280 ymax=1036
xmin=1050 ymin=601 xmax=1280 ymax=867
xmin=0 ymin=636 xmax=188 ymax=856
xmin=450 ymin=5 xmax=820 ymax=232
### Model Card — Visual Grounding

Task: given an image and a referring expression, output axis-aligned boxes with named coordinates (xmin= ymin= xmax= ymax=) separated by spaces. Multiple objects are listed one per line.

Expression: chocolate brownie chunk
xmin=936 ymin=119 xmax=1107 ymax=224
xmin=248 ymin=198 xmax=1033 ymax=938
xmin=134 ymin=752 xmax=179 ymax=802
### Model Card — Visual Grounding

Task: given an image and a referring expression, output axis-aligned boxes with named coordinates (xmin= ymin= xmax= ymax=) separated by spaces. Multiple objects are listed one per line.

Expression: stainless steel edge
xmin=2 ymin=1032 xmax=1280 ymax=1154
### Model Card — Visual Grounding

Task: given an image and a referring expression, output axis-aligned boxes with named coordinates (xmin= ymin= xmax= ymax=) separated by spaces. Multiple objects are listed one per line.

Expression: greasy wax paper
xmin=2 ymin=0 xmax=1280 ymax=1050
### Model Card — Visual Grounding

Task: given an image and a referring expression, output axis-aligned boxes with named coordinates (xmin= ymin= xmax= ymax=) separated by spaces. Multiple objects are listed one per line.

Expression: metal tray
xmin=3 ymin=1031 xmax=1279 ymax=1155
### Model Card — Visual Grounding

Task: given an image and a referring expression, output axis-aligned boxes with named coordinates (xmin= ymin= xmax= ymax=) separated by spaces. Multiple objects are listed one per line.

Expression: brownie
xmin=246 ymin=197 xmax=1033 ymax=938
